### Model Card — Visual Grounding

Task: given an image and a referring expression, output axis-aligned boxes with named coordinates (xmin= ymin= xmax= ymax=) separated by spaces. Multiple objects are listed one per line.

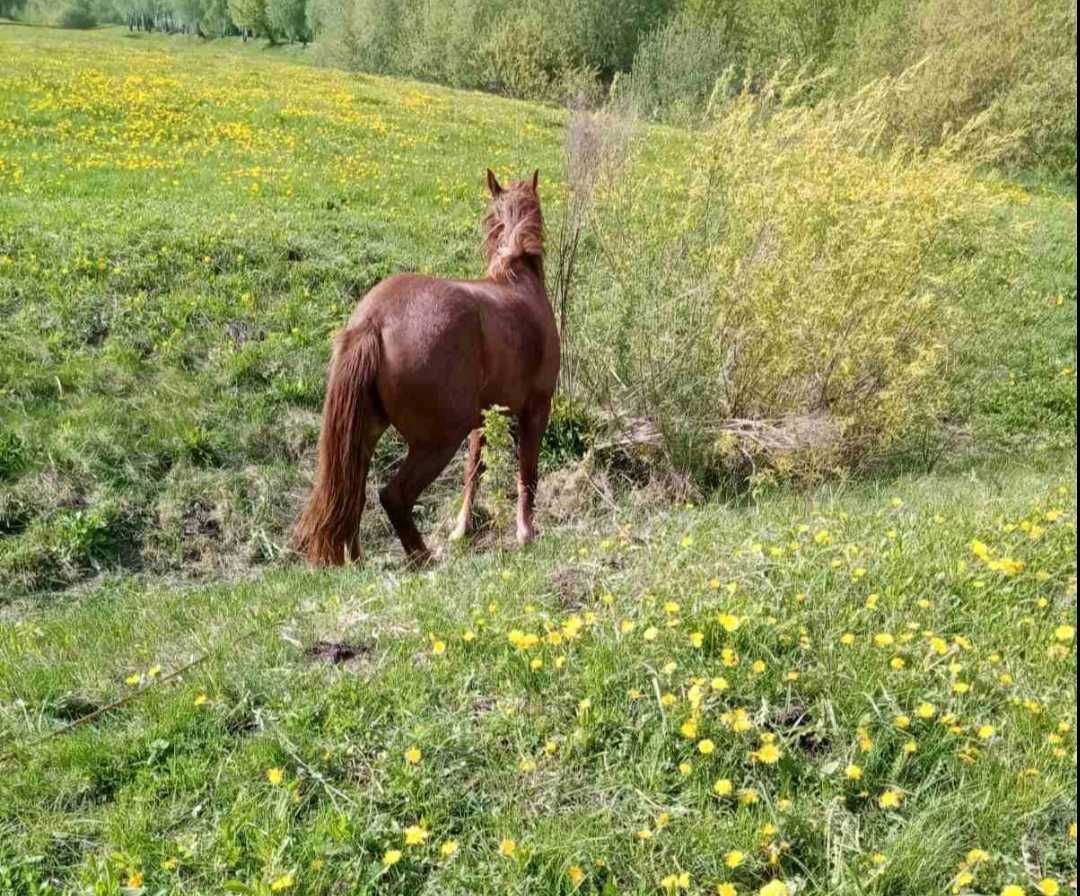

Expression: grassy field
xmin=0 ymin=24 xmax=1077 ymax=896
xmin=1 ymin=454 xmax=1076 ymax=894
xmin=0 ymin=24 xmax=574 ymax=593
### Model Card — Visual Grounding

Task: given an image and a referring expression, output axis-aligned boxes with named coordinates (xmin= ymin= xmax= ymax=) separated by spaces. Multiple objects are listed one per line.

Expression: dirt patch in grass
xmin=305 ymin=639 xmax=372 ymax=665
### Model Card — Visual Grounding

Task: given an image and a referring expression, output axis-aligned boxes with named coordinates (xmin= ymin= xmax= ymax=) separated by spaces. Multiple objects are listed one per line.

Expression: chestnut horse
xmin=293 ymin=169 xmax=559 ymax=566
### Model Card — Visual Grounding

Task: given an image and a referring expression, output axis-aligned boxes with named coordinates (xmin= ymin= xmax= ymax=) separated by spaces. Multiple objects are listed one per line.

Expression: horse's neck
xmin=498 ymin=259 xmax=548 ymax=304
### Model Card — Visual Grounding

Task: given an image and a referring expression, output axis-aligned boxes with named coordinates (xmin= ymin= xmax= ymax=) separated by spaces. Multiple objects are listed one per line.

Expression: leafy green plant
xmin=480 ymin=405 xmax=515 ymax=529
xmin=0 ymin=431 xmax=25 ymax=482
xmin=540 ymin=396 xmax=595 ymax=469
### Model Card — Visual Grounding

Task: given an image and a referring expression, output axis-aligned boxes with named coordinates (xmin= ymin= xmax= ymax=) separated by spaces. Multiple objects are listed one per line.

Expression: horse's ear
xmin=531 ymin=169 xmax=539 ymax=192
xmin=486 ymin=169 xmax=503 ymax=197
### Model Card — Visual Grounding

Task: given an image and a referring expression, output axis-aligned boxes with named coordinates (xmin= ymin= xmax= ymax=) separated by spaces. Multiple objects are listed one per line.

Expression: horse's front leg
xmin=450 ymin=428 xmax=485 ymax=542
xmin=515 ymin=397 xmax=551 ymax=545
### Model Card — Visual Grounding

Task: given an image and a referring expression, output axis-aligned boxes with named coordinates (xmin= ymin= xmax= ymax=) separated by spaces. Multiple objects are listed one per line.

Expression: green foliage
xmin=833 ymin=0 xmax=1078 ymax=174
xmin=313 ymin=0 xmax=672 ymax=99
xmin=480 ymin=405 xmax=514 ymax=528
xmin=57 ymin=0 xmax=99 ymax=26
xmin=228 ymin=0 xmax=271 ymax=36
xmin=0 ymin=431 xmax=25 ymax=483
xmin=266 ymin=0 xmax=308 ymax=42
xmin=540 ymin=396 xmax=595 ymax=469
xmin=10 ymin=0 xmax=1075 ymax=173
xmin=613 ymin=8 xmax=735 ymax=124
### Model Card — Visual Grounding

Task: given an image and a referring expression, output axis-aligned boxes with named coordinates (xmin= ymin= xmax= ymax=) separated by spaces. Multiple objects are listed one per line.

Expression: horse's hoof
xmin=405 ymin=549 xmax=435 ymax=570
xmin=516 ymin=527 xmax=538 ymax=546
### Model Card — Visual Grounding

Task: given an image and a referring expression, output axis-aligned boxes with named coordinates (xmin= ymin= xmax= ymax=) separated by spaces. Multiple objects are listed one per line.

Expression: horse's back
xmin=350 ymin=272 xmax=554 ymax=442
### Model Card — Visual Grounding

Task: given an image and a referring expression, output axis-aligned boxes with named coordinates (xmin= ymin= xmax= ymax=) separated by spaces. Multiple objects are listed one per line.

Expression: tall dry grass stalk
xmin=553 ymin=105 xmax=632 ymax=401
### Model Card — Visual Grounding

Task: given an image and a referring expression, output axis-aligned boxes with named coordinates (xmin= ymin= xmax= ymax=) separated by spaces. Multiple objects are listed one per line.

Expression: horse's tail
xmin=292 ymin=324 xmax=381 ymax=566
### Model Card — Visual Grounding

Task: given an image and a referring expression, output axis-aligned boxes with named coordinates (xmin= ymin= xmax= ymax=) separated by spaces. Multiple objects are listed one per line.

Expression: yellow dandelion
xmin=661 ymin=871 xmax=691 ymax=892
xmin=404 ymin=825 xmax=429 ymax=846
xmin=718 ymin=614 xmax=741 ymax=632
xmin=878 ymin=789 xmax=904 ymax=810
xmin=753 ymin=743 xmax=782 ymax=764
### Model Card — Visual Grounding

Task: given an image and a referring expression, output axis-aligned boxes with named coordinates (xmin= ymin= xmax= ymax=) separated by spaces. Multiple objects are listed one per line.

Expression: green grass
xmin=0 ymin=24 xmax=1076 ymax=895
xmin=0 ymin=24 xmax=571 ymax=593
xmin=0 ymin=25 xmax=1075 ymax=595
xmin=1 ymin=452 xmax=1076 ymax=894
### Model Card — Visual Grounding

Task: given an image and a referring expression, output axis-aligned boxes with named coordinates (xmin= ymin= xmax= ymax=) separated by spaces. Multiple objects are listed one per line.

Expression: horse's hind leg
xmin=346 ymin=415 xmax=388 ymax=562
xmin=379 ymin=441 xmax=458 ymax=566
xmin=515 ymin=397 xmax=551 ymax=545
xmin=450 ymin=429 xmax=485 ymax=542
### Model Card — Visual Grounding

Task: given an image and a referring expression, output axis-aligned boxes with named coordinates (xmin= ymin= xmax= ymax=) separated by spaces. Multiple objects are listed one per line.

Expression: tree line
xmin=9 ymin=0 xmax=312 ymax=43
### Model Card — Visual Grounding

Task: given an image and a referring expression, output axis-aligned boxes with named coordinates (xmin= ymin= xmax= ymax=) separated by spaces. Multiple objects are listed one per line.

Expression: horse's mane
xmin=482 ymin=183 xmax=544 ymax=281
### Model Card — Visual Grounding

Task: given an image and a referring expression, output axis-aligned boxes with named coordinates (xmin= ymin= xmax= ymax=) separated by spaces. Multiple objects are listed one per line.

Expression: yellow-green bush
xmin=568 ymin=76 xmax=1006 ymax=483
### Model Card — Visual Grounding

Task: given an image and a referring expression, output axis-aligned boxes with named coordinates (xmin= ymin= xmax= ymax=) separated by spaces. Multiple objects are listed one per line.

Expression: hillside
xmin=0 ymin=24 xmax=1076 ymax=896
xmin=0 ymin=26 xmax=570 ymax=593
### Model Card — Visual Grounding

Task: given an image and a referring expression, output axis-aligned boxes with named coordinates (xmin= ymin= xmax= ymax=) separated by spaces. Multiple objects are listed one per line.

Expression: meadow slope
xmin=0 ymin=25 xmax=1075 ymax=595
xmin=0 ymin=24 xmax=1077 ymax=896
xmin=0 ymin=25 xmax=574 ymax=593
xmin=1 ymin=454 xmax=1077 ymax=895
